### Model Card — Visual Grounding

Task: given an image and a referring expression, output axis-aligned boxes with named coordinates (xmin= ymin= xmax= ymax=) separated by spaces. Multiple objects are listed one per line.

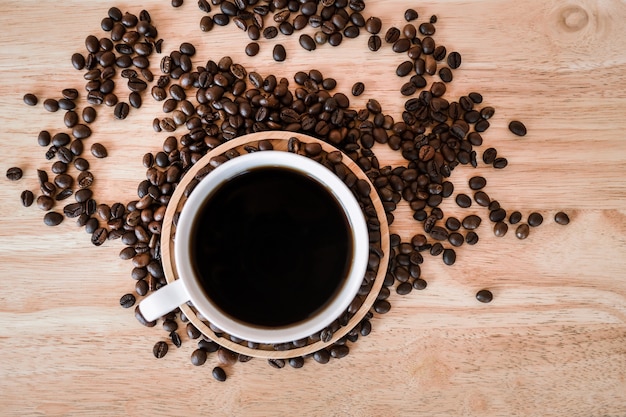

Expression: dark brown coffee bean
xmin=448 ymin=232 xmax=464 ymax=247
xmin=528 ymin=212 xmax=544 ymax=227
xmin=289 ymin=357 xmax=305 ymax=368
xmin=508 ymin=120 xmax=527 ymax=136
xmin=268 ymin=358 xmax=286 ymax=369
xmin=555 ymin=211 xmax=570 ymax=225
xmin=404 ymin=8 xmax=418 ymax=21
xmin=20 ymin=190 xmax=34 ymax=207
xmin=489 ymin=208 xmax=507 ymax=223
xmin=515 ymin=223 xmax=530 ymax=240
xmin=474 ymin=191 xmax=490 ymax=207
xmin=365 ymin=16 xmax=382 ymax=34
xmin=91 ymin=227 xmax=108 ymax=246
xmin=447 ymin=51 xmax=462 ymax=69
xmin=82 ymin=107 xmax=97 ymax=124
xmin=429 ymin=226 xmax=449 ymax=241
xmin=330 ymin=345 xmax=349 ymax=359
xmin=455 ymin=193 xmax=472 ymax=208
xmin=384 ymin=27 xmax=400 ymax=43
xmin=396 ymin=282 xmax=412 ymax=295
xmin=245 ymin=42 xmax=259 ymax=56
xmin=313 ymin=349 xmax=331 ymax=364
xmin=191 ymin=349 xmax=207 ymax=366
xmin=508 ymin=211 xmax=522 ymax=225
xmin=153 ymin=341 xmax=168 ymax=358
xmin=299 ymin=34 xmax=316 ymax=51
xmin=128 ymin=78 xmax=147 ymax=92
xmin=217 ymin=348 xmax=238 ymax=365
xmin=71 ymin=53 xmax=85 ymax=70
xmin=114 ymin=102 xmax=130 ymax=120
xmin=42 ymin=211 xmax=64 ymax=226
xmin=72 ymin=124 xmax=91 ymax=140
xmin=374 ymin=299 xmax=391 ymax=314
xmin=482 ymin=147 xmax=497 ymax=165
xmin=119 ymin=293 xmax=136 ymax=308
xmin=6 ymin=167 xmax=23 ymax=181
xmin=273 ymin=44 xmax=286 ymax=62
xmin=91 ymin=143 xmax=108 ymax=158
xmin=43 ymin=99 xmax=59 ymax=112
xmin=212 ymin=366 xmax=227 ymax=382
xmin=462 ymin=215 xmax=482 ymax=230
xmin=476 ymin=289 xmax=493 ymax=303
xmin=465 ymin=231 xmax=479 ymax=245
xmin=469 ymin=176 xmax=486 ymax=190
xmin=442 ymin=248 xmax=456 ymax=265
xmin=493 ymin=157 xmax=508 ymax=169
xmin=23 ymin=93 xmax=38 ymax=106
xmin=368 ymin=35 xmax=381 ymax=51
xmin=494 ymin=222 xmax=508 ymax=237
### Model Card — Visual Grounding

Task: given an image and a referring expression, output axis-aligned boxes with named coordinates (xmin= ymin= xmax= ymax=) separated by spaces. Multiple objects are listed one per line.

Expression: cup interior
xmin=174 ymin=151 xmax=369 ymax=344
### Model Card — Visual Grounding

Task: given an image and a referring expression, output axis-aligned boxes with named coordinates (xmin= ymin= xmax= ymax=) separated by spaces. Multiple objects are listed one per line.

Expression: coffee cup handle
xmin=138 ymin=279 xmax=189 ymax=322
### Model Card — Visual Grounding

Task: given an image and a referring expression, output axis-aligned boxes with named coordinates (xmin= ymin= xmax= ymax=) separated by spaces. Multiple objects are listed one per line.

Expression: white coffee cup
xmin=139 ymin=151 xmax=369 ymax=344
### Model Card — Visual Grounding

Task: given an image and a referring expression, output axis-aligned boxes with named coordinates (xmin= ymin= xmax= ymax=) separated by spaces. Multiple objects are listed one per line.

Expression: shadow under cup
xmin=175 ymin=151 xmax=369 ymax=344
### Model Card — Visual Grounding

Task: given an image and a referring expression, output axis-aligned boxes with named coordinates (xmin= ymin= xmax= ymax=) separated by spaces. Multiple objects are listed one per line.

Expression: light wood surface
xmin=1 ymin=1 xmax=625 ymax=416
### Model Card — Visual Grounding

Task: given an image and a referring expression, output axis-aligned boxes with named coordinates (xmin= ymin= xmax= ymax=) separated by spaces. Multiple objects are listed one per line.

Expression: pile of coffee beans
xmin=9 ymin=2 xmax=570 ymax=381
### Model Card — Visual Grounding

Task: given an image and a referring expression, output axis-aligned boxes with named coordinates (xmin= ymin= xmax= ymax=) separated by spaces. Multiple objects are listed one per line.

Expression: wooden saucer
xmin=160 ymin=131 xmax=389 ymax=359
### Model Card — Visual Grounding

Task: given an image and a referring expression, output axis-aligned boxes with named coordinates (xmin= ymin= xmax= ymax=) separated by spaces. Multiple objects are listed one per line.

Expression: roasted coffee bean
xmin=71 ymin=53 xmax=85 ymax=70
xmin=509 ymin=211 xmax=522 ymax=225
xmin=289 ymin=357 xmax=305 ymax=368
xmin=23 ymin=93 xmax=38 ymax=106
xmin=442 ymin=248 xmax=456 ymax=265
xmin=365 ymin=16 xmax=382 ymax=34
xmin=482 ymin=147 xmax=497 ymax=164
xmin=43 ymin=211 xmax=64 ymax=226
xmin=153 ymin=341 xmax=168 ymax=358
xmin=384 ymin=27 xmax=400 ymax=43
xmin=82 ymin=107 xmax=97 ymax=123
xmin=469 ymin=176 xmax=486 ymax=190
xmin=330 ymin=345 xmax=349 ymax=359
xmin=268 ymin=358 xmax=286 ymax=369
xmin=37 ymin=130 xmax=51 ymax=147
xmin=494 ymin=222 xmax=508 ymax=237
xmin=430 ymin=226 xmax=448 ymax=241
xmin=368 ymin=35 xmax=381 ymax=51
xmin=6 ymin=167 xmax=23 ymax=181
xmin=313 ymin=349 xmax=331 ymax=364
xmin=212 ymin=366 xmax=227 ymax=382
xmin=515 ymin=223 xmax=530 ymax=240
xmin=245 ymin=42 xmax=259 ymax=56
xmin=373 ymin=299 xmax=391 ymax=314
xmin=528 ymin=212 xmax=544 ymax=227
xmin=91 ymin=227 xmax=108 ymax=246
xmin=91 ymin=143 xmax=108 ymax=158
xmin=448 ymin=232 xmax=464 ymax=247
xmin=404 ymin=8 xmax=418 ymax=21
xmin=186 ymin=323 xmax=201 ymax=339
xmin=20 ymin=190 xmax=34 ymax=207
xmin=474 ymin=191 xmax=490 ymax=207
xmin=36 ymin=195 xmax=53 ymax=211
xmin=396 ymin=282 xmax=412 ymax=295
xmin=476 ymin=289 xmax=493 ymax=303
xmin=489 ymin=208 xmax=506 ymax=223
xmin=43 ymin=99 xmax=59 ymax=112
xmin=273 ymin=44 xmax=286 ymax=62
xmin=493 ymin=157 xmax=508 ymax=169
xmin=555 ymin=211 xmax=570 ymax=225
xmin=447 ymin=51 xmax=462 ymax=69
xmin=72 ymin=124 xmax=91 ymax=140
xmin=55 ymin=187 xmax=72 ymax=201
xmin=191 ymin=349 xmax=207 ymax=366
xmin=119 ymin=293 xmax=136 ymax=308
xmin=455 ymin=193 xmax=472 ymax=208
xmin=351 ymin=81 xmax=365 ymax=97
xmin=508 ymin=120 xmax=527 ymax=136
xmin=462 ymin=215 xmax=482 ymax=230
xmin=114 ymin=102 xmax=130 ymax=120
xmin=217 ymin=348 xmax=238 ymax=365
xmin=465 ymin=231 xmax=479 ymax=245
xmin=299 ymin=34 xmax=316 ymax=51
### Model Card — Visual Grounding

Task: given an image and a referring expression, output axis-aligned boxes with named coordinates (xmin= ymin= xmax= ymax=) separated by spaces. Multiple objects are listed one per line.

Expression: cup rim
xmin=174 ymin=151 xmax=369 ymax=344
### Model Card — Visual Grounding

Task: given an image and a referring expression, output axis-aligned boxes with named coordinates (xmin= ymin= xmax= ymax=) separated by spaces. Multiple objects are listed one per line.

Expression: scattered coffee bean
xmin=476 ymin=289 xmax=493 ymax=303
xmin=153 ymin=341 xmax=168 ymax=358
xmin=43 ymin=99 xmax=59 ymax=112
xmin=23 ymin=93 xmax=38 ymax=106
xmin=404 ymin=8 xmax=418 ymax=21
xmin=528 ymin=212 xmax=543 ymax=227
xmin=212 ymin=366 xmax=227 ymax=382
xmin=217 ymin=348 xmax=238 ymax=365
xmin=508 ymin=120 xmax=527 ymax=136
xmin=515 ymin=223 xmax=530 ymax=240
xmin=455 ymin=193 xmax=472 ymax=208
xmin=469 ymin=176 xmax=486 ymax=190
xmin=43 ymin=211 xmax=64 ymax=226
xmin=119 ymin=293 xmax=136 ymax=308
xmin=273 ymin=44 xmax=287 ymax=62
xmin=6 ymin=167 xmax=23 ymax=181
xmin=91 ymin=143 xmax=108 ymax=158
xmin=442 ymin=248 xmax=456 ymax=265
xmin=114 ymin=102 xmax=130 ymax=120
xmin=493 ymin=222 xmax=508 ymax=237
xmin=20 ymin=190 xmax=34 ymax=207
xmin=555 ymin=211 xmax=570 ymax=225
xmin=509 ymin=211 xmax=522 ymax=224
xmin=191 ymin=349 xmax=207 ymax=366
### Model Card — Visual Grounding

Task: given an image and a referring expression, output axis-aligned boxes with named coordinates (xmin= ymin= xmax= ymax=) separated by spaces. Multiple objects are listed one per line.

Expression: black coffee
xmin=191 ymin=167 xmax=353 ymax=327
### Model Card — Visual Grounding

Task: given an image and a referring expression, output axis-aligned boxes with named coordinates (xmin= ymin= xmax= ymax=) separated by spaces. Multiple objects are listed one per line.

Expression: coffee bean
xmin=91 ymin=227 xmax=108 ymax=246
xmin=20 ymin=190 xmax=34 ymax=207
xmin=509 ymin=211 xmax=522 ymax=224
xmin=508 ymin=120 xmax=527 ymax=136
xmin=494 ymin=222 xmax=508 ymax=237
xmin=474 ymin=191 xmax=490 ymax=207
xmin=482 ymin=147 xmax=497 ymax=164
xmin=373 ymin=299 xmax=391 ymax=314
xmin=289 ymin=357 xmax=305 ymax=368
xmin=489 ymin=208 xmax=507 ymax=223
xmin=455 ymin=193 xmax=472 ymax=208
xmin=299 ymin=34 xmax=316 ymax=51
xmin=43 ymin=211 xmax=63 ymax=226
xmin=442 ymin=248 xmax=456 ymax=265
xmin=119 ymin=293 xmax=136 ymax=308
xmin=396 ymin=282 xmax=412 ymax=295
xmin=268 ymin=358 xmax=286 ymax=369
xmin=430 ymin=226 xmax=449 ymax=241
xmin=528 ymin=212 xmax=543 ymax=227
xmin=245 ymin=42 xmax=260 ymax=56
xmin=153 ymin=341 xmax=168 ymax=358
xmin=462 ymin=215 xmax=482 ymax=230
xmin=114 ymin=102 xmax=130 ymax=120
xmin=43 ymin=99 xmax=59 ymax=112
xmin=163 ymin=319 xmax=178 ymax=332
xmin=469 ymin=176 xmax=486 ymax=190
xmin=465 ymin=231 xmax=479 ymax=245
xmin=273 ymin=44 xmax=286 ymax=62
xmin=384 ymin=27 xmax=400 ymax=43
xmin=6 ymin=167 xmax=23 ymax=181
xmin=212 ymin=366 xmax=227 ymax=382
xmin=191 ymin=349 xmax=207 ymax=366
xmin=351 ymin=81 xmax=365 ymax=97
xmin=365 ymin=16 xmax=382 ymax=34
xmin=555 ymin=211 xmax=570 ymax=225
xmin=493 ymin=157 xmax=508 ymax=169
xmin=72 ymin=124 xmax=91 ymax=140
xmin=82 ymin=107 xmax=97 ymax=124
xmin=91 ymin=143 xmax=108 ymax=158
xmin=404 ymin=8 xmax=418 ymax=21
xmin=170 ymin=331 xmax=182 ymax=348
xmin=515 ymin=223 xmax=530 ymax=240
xmin=476 ymin=289 xmax=493 ymax=303
xmin=313 ymin=349 xmax=331 ymax=364
xmin=330 ymin=345 xmax=349 ymax=359
xmin=368 ymin=35 xmax=381 ymax=51
xmin=23 ymin=93 xmax=38 ymax=106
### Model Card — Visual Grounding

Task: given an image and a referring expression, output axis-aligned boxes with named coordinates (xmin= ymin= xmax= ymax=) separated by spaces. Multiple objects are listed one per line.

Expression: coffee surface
xmin=191 ymin=167 xmax=352 ymax=327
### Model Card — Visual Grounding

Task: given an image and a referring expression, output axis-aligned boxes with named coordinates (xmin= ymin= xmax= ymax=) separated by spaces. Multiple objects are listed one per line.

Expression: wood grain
xmin=1 ymin=1 xmax=625 ymax=416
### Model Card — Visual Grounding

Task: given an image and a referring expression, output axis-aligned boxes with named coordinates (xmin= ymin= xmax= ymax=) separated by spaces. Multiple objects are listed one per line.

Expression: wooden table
xmin=1 ymin=1 xmax=625 ymax=416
